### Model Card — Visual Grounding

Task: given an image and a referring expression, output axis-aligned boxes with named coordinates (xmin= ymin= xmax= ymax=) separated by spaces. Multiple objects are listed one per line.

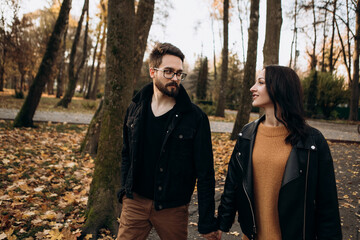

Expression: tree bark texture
xmin=215 ymin=0 xmax=229 ymax=117
xmin=133 ymin=0 xmax=155 ymax=85
xmin=56 ymin=25 xmax=68 ymax=98
xmin=80 ymin=0 xmax=135 ymax=237
xmin=263 ymin=0 xmax=282 ymax=66
xmin=230 ymin=0 xmax=260 ymax=140
xmin=57 ymin=0 xmax=89 ymax=108
xmin=349 ymin=0 xmax=360 ymax=121
xmin=81 ymin=98 xmax=104 ymax=156
xmin=13 ymin=0 xmax=72 ymax=127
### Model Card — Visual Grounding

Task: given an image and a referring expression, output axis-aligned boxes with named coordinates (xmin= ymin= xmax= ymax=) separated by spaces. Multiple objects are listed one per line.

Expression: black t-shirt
xmin=133 ymin=101 xmax=175 ymax=199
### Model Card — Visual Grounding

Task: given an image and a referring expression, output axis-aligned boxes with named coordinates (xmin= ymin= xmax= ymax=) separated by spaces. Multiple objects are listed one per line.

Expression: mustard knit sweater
xmin=244 ymin=122 xmax=292 ymax=240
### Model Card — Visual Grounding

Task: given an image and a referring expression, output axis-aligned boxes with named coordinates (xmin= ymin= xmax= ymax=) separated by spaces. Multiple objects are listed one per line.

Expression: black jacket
xmin=118 ymin=83 xmax=217 ymax=234
xmin=218 ymin=116 xmax=342 ymax=239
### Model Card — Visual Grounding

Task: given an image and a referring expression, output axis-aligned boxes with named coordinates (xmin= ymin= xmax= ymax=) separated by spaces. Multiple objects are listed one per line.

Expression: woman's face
xmin=250 ymin=69 xmax=273 ymax=108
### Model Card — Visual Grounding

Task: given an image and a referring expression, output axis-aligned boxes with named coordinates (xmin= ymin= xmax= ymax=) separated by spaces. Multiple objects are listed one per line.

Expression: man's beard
xmin=155 ymin=78 xmax=180 ymax=97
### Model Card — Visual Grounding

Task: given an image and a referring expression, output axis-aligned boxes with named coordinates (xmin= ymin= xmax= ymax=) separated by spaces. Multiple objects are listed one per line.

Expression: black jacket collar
xmin=132 ymin=82 xmax=193 ymax=113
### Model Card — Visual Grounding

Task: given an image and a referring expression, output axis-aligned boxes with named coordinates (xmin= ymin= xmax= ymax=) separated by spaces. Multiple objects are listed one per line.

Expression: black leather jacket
xmin=218 ymin=117 xmax=342 ymax=239
xmin=118 ymin=83 xmax=217 ymax=234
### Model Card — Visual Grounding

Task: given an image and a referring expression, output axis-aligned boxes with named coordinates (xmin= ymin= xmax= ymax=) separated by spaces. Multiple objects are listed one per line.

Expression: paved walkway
xmin=0 ymin=108 xmax=359 ymax=142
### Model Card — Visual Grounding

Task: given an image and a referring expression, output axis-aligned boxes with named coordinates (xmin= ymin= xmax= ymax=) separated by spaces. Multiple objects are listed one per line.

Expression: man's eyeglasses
xmin=153 ymin=68 xmax=187 ymax=81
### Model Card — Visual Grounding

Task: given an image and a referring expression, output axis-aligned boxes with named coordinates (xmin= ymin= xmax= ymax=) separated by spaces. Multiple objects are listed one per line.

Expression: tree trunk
xmin=310 ymin=0 xmax=317 ymax=70
xmin=349 ymin=0 xmax=360 ymax=121
xmin=329 ymin=0 xmax=337 ymax=73
xmin=56 ymin=25 xmax=68 ymax=98
xmin=133 ymin=0 xmax=155 ymax=85
xmin=263 ymin=0 xmax=282 ymax=66
xmin=85 ymin=21 xmax=102 ymax=99
xmin=80 ymin=0 xmax=135 ymax=237
xmin=215 ymin=0 xmax=229 ymax=117
xmin=57 ymin=0 xmax=89 ymax=108
xmin=289 ymin=0 xmax=298 ymax=68
xmin=89 ymin=9 xmax=107 ymax=100
xmin=230 ymin=0 xmax=260 ymax=140
xmin=81 ymin=98 xmax=104 ymax=156
xmin=321 ymin=2 xmax=328 ymax=72
xmin=13 ymin=0 xmax=72 ymax=127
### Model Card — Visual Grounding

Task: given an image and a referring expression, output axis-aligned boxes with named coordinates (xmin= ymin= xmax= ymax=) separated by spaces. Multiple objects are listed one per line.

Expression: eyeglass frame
xmin=153 ymin=68 xmax=187 ymax=81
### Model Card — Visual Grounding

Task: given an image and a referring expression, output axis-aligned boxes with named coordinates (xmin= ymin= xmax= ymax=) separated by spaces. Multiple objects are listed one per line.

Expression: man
xmin=117 ymin=42 xmax=218 ymax=240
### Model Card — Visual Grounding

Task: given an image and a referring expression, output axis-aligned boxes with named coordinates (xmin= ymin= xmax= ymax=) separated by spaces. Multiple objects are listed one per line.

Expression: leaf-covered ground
xmin=0 ymin=121 xmax=359 ymax=239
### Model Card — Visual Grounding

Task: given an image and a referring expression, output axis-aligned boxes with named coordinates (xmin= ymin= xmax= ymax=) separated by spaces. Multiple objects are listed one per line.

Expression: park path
xmin=0 ymin=108 xmax=359 ymax=142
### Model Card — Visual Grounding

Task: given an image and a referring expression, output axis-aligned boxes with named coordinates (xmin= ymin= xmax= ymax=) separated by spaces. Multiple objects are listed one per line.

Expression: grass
xmin=0 ymin=88 xmax=100 ymax=114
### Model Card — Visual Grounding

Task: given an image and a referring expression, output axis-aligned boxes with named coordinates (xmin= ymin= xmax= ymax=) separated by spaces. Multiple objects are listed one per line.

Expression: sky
xmin=18 ymin=0 xmax=308 ymax=71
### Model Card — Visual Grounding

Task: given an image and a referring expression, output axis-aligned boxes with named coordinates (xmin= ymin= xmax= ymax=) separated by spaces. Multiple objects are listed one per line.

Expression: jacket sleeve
xmin=194 ymin=112 xmax=218 ymax=234
xmin=314 ymin=131 xmax=342 ymax=239
xmin=119 ymin=107 xmax=131 ymax=201
xmin=217 ymin=139 xmax=240 ymax=232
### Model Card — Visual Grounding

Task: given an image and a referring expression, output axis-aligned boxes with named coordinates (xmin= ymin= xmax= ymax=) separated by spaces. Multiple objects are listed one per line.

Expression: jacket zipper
xmin=303 ymin=150 xmax=310 ymax=240
xmin=236 ymin=153 xmax=257 ymax=238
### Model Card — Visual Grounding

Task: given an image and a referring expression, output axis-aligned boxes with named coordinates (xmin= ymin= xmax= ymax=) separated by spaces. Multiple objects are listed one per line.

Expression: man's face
xmin=150 ymin=54 xmax=183 ymax=97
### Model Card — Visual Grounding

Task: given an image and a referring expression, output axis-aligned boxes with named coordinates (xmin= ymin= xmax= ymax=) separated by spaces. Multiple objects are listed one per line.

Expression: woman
xmin=217 ymin=65 xmax=342 ymax=240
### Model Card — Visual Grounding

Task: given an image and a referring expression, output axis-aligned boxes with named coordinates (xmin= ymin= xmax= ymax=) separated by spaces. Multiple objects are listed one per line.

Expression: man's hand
xmin=202 ymin=230 xmax=222 ymax=240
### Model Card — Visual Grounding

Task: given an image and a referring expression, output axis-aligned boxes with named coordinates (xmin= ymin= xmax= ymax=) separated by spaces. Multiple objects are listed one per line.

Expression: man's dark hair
xmin=264 ymin=65 xmax=309 ymax=145
xmin=149 ymin=42 xmax=185 ymax=68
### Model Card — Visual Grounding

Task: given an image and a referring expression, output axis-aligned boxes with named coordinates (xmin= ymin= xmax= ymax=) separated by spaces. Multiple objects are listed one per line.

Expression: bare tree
xmin=230 ymin=0 xmax=260 ymax=140
xmin=215 ymin=0 xmax=229 ymax=117
xmin=263 ymin=0 xmax=282 ymax=66
xmin=57 ymin=0 xmax=89 ymax=108
xmin=13 ymin=0 xmax=72 ymax=127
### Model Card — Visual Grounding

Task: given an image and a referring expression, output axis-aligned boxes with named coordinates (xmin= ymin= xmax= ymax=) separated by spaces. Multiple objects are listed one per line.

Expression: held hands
xmin=202 ymin=230 xmax=222 ymax=240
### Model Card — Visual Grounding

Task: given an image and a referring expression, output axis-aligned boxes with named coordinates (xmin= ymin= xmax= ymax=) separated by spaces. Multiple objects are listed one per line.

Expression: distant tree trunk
xmin=196 ymin=57 xmax=208 ymax=100
xmin=230 ymin=0 xmax=260 ymax=140
xmin=321 ymin=2 xmax=328 ymax=72
xmin=13 ymin=0 xmax=72 ymax=127
xmin=85 ymin=22 xmax=101 ymax=99
xmin=310 ymin=0 xmax=317 ymax=70
xmin=211 ymin=18 xmax=217 ymax=84
xmin=80 ymin=0 xmax=135 ymax=237
xmin=289 ymin=0 xmax=298 ymax=69
xmin=306 ymin=70 xmax=318 ymax=116
xmin=56 ymin=25 xmax=68 ymax=98
xmin=329 ymin=0 xmax=337 ymax=73
xmin=263 ymin=0 xmax=282 ymax=66
xmin=237 ymin=0 xmax=246 ymax=63
xmin=215 ymin=0 xmax=229 ymax=117
xmin=89 ymin=10 xmax=107 ymax=100
xmin=57 ymin=0 xmax=89 ymax=108
xmin=80 ymin=60 xmax=89 ymax=94
xmin=349 ymin=0 xmax=360 ymax=121
xmin=133 ymin=0 xmax=155 ymax=85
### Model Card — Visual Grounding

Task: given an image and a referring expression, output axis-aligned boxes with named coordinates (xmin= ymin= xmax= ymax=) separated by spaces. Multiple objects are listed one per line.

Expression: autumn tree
xmin=56 ymin=0 xmax=89 ymax=108
xmin=13 ymin=0 xmax=72 ymax=127
xmin=263 ymin=0 xmax=282 ymax=66
xmin=215 ymin=0 xmax=229 ymax=117
xmin=349 ymin=0 xmax=359 ymax=121
xmin=230 ymin=0 xmax=260 ymax=140
xmin=79 ymin=0 xmax=135 ymax=237
xmin=82 ymin=0 xmax=154 ymax=155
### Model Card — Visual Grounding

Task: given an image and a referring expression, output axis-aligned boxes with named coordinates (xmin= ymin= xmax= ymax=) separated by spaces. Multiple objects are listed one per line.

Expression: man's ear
xmin=149 ymin=67 xmax=155 ymax=78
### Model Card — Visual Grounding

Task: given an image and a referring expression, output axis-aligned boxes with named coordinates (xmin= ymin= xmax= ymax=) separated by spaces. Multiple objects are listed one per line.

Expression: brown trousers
xmin=116 ymin=193 xmax=189 ymax=240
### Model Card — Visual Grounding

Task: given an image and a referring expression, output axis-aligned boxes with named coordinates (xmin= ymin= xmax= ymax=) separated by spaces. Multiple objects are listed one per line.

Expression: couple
xmin=116 ymin=43 xmax=342 ymax=240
